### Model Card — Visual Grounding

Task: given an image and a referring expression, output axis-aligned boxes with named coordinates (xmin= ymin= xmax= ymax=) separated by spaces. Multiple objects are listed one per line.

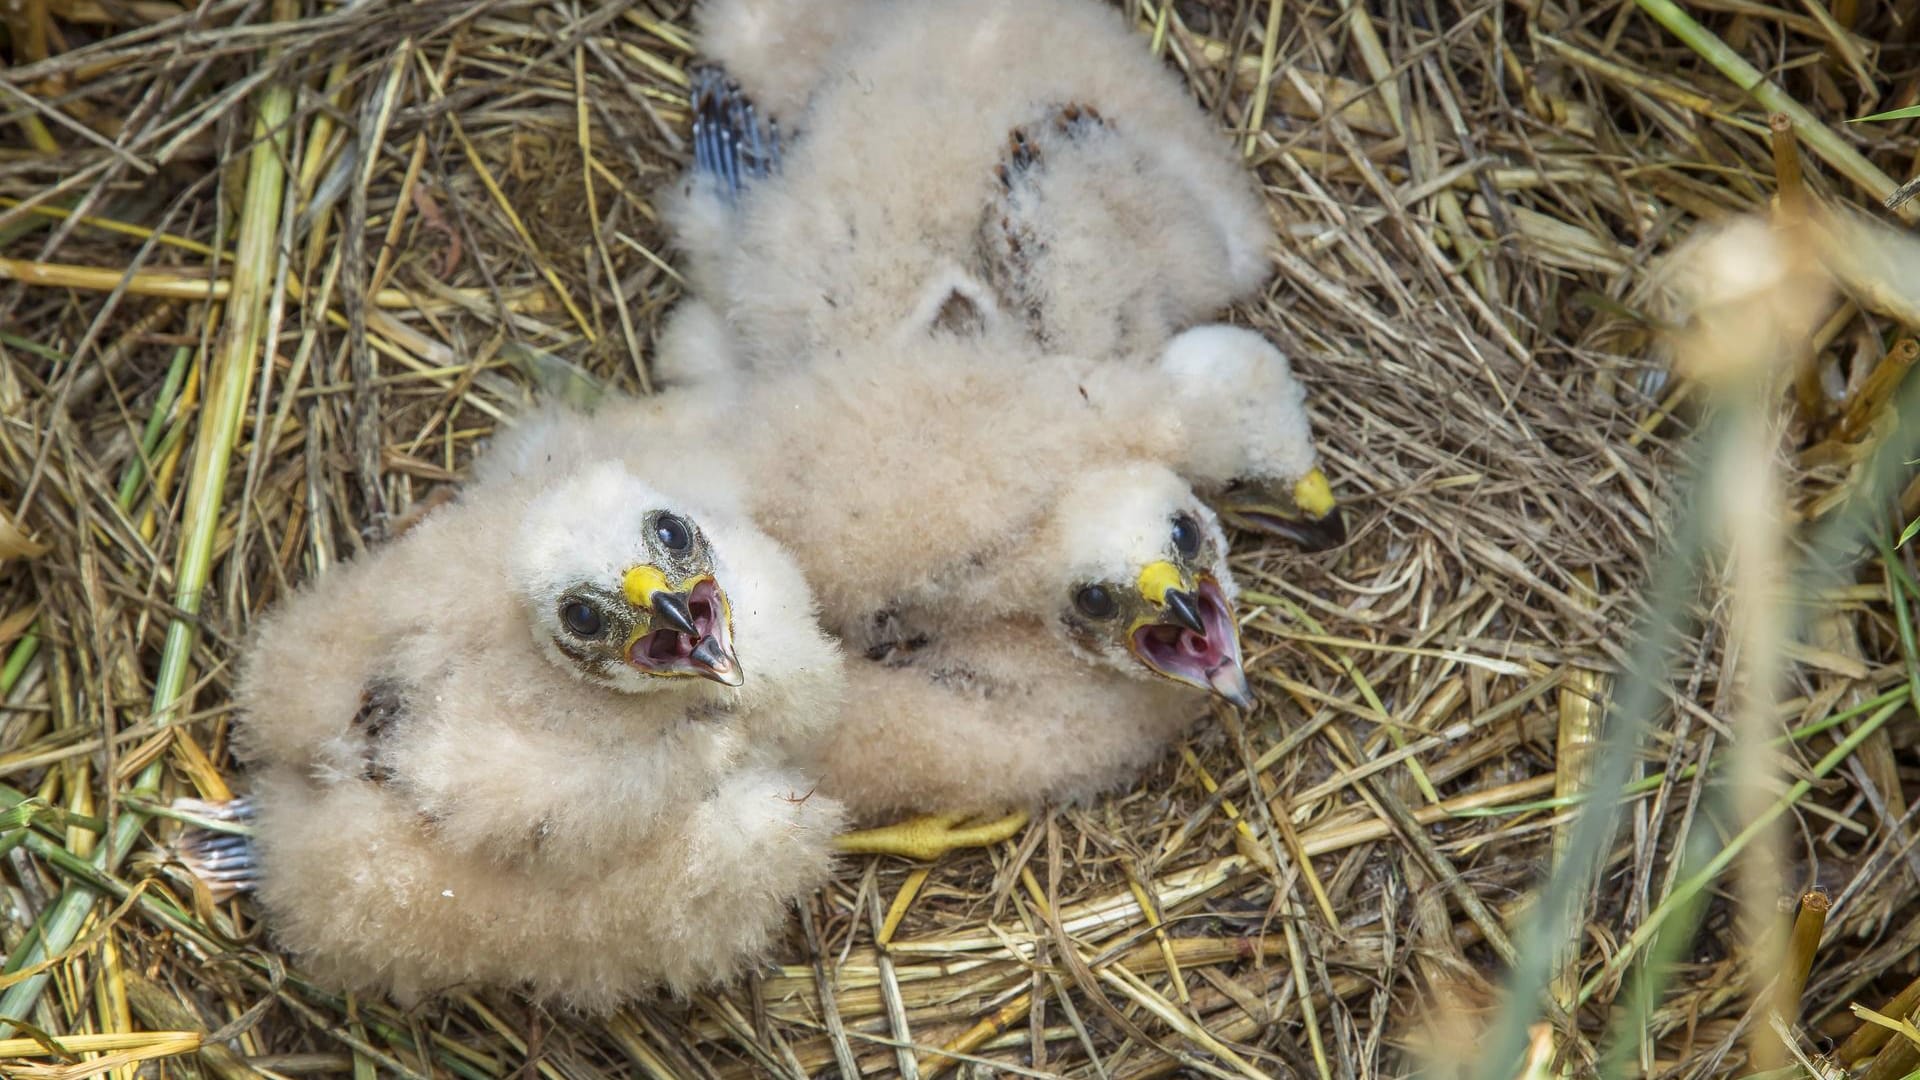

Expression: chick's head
xmin=1156 ymin=325 xmax=1346 ymax=551
xmin=511 ymin=462 xmax=744 ymax=692
xmin=1046 ymin=463 xmax=1253 ymax=709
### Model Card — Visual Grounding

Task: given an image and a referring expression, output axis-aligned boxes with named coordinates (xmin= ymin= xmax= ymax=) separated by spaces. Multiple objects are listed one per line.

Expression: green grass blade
xmin=1472 ymin=410 xmax=1727 ymax=1080
xmin=1850 ymin=105 xmax=1920 ymax=123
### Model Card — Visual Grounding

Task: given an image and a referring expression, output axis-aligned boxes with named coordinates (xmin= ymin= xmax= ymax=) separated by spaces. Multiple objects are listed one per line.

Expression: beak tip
xmin=1300 ymin=508 xmax=1348 ymax=551
xmin=1211 ymin=666 xmax=1256 ymax=710
xmin=689 ymin=634 xmax=744 ymax=687
xmin=1224 ymin=505 xmax=1348 ymax=551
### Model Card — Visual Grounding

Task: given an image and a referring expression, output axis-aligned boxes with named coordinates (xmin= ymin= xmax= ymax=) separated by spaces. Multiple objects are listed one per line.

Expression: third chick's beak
xmin=1128 ymin=560 xmax=1254 ymax=710
xmin=1216 ymin=468 xmax=1347 ymax=552
xmin=621 ymin=565 xmax=744 ymax=686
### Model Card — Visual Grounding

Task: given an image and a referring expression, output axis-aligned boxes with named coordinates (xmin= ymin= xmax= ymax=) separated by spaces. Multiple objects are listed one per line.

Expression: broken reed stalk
xmin=1771 ymin=113 xmax=1806 ymax=219
xmin=0 ymin=14 xmax=295 ymax=1031
xmin=1771 ymin=113 xmax=1828 ymax=422
xmin=1772 ymin=891 xmax=1830 ymax=1052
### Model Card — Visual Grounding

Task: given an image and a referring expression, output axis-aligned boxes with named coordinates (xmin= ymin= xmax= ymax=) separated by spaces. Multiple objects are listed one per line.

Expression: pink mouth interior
xmin=1132 ymin=579 xmax=1240 ymax=686
xmin=630 ymin=579 xmax=723 ymax=671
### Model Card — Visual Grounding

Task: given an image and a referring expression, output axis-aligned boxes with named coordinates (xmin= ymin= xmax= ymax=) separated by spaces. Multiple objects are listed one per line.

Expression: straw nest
xmin=4 ymin=1 xmax=1920 ymax=1077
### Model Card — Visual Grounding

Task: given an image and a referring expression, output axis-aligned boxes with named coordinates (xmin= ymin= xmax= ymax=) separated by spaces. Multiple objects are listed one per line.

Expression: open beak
xmin=1215 ymin=468 xmax=1347 ymax=551
xmin=622 ymin=567 xmax=745 ymax=687
xmin=1128 ymin=563 xmax=1254 ymax=710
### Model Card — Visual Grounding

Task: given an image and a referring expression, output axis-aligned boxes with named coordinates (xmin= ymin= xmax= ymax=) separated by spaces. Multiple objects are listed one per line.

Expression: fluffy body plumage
xmin=233 ymin=461 xmax=844 ymax=1009
xmin=672 ymin=0 xmax=1271 ymax=372
xmin=819 ymin=622 xmax=1200 ymax=814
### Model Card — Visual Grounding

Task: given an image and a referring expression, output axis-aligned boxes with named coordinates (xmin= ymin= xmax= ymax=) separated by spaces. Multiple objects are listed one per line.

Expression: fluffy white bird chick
xmin=677 ymin=0 xmax=1270 ymax=370
xmin=821 ymin=463 xmax=1250 ymax=831
xmin=1156 ymin=324 xmax=1344 ymax=546
xmin=189 ymin=461 xmax=845 ymax=1010
xmin=664 ymin=0 xmax=1346 ymax=547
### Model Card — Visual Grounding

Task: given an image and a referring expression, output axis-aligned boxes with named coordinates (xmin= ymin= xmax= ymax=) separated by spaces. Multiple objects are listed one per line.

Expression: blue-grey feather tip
xmin=688 ymin=65 xmax=780 ymax=200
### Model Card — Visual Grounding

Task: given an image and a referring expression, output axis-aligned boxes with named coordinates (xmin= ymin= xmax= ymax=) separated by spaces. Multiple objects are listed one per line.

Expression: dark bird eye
xmin=1074 ymin=584 xmax=1118 ymax=619
xmin=1171 ymin=514 xmax=1201 ymax=558
xmin=560 ymin=601 xmax=603 ymax=638
xmin=655 ymin=513 xmax=692 ymax=552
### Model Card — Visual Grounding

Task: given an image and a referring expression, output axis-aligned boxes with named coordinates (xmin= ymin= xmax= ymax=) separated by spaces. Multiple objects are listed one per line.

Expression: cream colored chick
xmin=823 ymin=463 xmax=1252 ymax=834
xmin=666 ymin=0 xmax=1346 ymax=545
xmin=186 ymin=460 xmax=844 ymax=1010
xmin=679 ymin=0 xmax=1269 ymax=369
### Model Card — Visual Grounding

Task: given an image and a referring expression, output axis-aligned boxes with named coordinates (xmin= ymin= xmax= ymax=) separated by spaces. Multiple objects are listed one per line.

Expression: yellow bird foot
xmin=833 ymin=810 xmax=1031 ymax=861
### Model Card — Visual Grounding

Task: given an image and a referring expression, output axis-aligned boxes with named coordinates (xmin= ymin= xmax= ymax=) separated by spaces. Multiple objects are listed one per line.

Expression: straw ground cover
xmin=2 ymin=0 xmax=1920 ymax=1076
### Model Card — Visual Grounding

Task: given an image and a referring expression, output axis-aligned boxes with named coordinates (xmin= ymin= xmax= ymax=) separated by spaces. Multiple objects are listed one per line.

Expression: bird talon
xmin=833 ymin=809 xmax=1031 ymax=861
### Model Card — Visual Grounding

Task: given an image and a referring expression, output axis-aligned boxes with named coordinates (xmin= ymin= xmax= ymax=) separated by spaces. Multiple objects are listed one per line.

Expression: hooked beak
xmin=1162 ymin=587 xmax=1207 ymax=635
xmin=1214 ymin=468 xmax=1347 ymax=551
xmin=649 ymin=590 xmax=699 ymax=636
xmin=621 ymin=567 xmax=745 ymax=687
xmin=1129 ymin=564 xmax=1254 ymax=710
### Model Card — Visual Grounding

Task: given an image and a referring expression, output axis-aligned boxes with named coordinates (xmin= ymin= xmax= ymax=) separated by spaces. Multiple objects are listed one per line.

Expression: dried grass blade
xmin=0 ymin=13 xmax=294 ymax=1030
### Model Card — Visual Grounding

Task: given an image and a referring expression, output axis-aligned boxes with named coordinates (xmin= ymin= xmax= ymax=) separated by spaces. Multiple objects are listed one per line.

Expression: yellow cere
xmin=622 ymin=564 xmax=672 ymax=608
xmin=1136 ymin=560 xmax=1186 ymax=607
xmin=1293 ymin=468 xmax=1336 ymax=519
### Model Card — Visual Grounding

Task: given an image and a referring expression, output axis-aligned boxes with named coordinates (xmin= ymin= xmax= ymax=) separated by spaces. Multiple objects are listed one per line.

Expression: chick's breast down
xmin=232 ymin=476 xmax=845 ymax=1010
xmin=810 ymin=622 xmax=1197 ymax=816
xmin=690 ymin=0 xmax=1271 ymax=369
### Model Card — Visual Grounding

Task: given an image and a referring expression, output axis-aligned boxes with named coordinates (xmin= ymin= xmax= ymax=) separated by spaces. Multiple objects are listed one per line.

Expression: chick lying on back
xmin=206 ymin=459 xmax=844 ymax=1010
